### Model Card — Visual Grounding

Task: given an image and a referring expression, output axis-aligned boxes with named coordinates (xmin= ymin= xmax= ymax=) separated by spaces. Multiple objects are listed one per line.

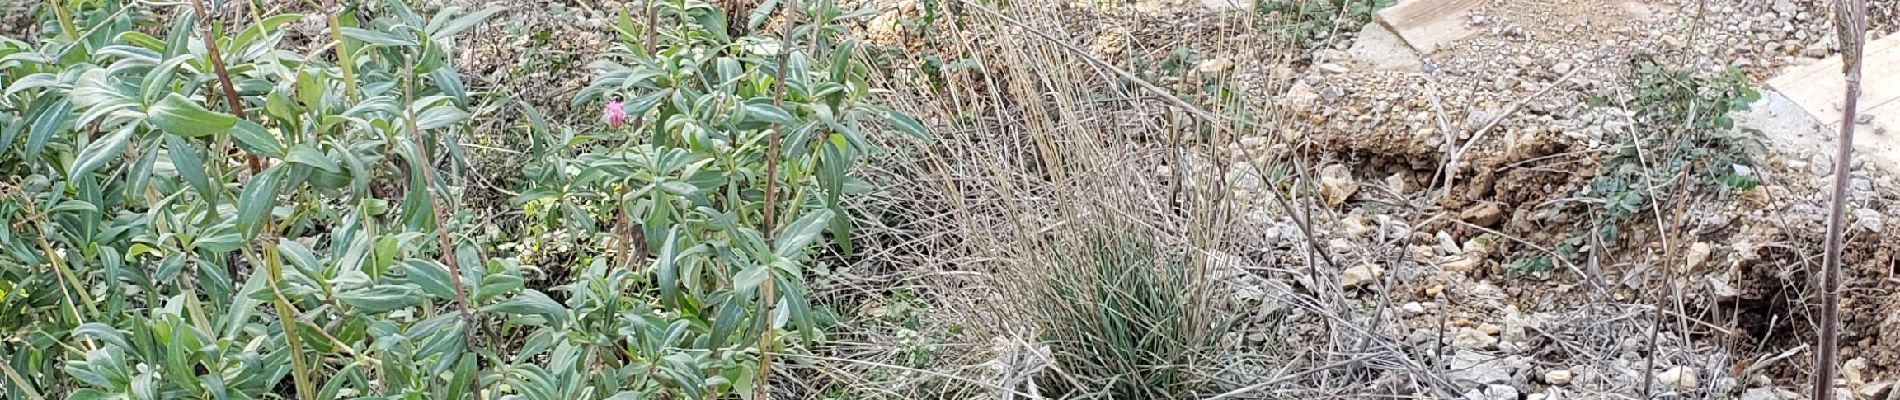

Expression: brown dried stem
xmin=755 ymin=0 xmax=802 ymax=396
xmin=187 ymin=0 xmax=263 ymax=174
xmin=1813 ymin=0 xmax=1865 ymax=398
xmin=402 ymin=59 xmax=485 ymax=400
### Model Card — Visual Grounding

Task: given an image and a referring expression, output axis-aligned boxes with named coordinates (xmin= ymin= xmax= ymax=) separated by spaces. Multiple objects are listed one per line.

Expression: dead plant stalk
xmin=1814 ymin=0 xmax=1865 ymax=398
xmin=755 ymin=0 xmax=802 ymax=396
xmin=403 ymin=59 xmax=485 ymax=400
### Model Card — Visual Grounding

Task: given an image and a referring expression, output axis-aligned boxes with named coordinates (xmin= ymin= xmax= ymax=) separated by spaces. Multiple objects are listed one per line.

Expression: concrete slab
xmin=1375 ymin=0 xmax=1485 ymax=55
xmin=1346 ymin=20 xmax=1426 ymax=72
xmin=1765 ymin=33 xmax=1900 ymax=173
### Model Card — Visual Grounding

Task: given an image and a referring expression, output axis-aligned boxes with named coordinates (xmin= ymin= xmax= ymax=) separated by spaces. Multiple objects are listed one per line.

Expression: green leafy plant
xmin=4 ymin=0 xmax=926 ymax=397
xmin=1584 ymin=60 xmax=1760 ymax=242
xmin=1515 ymin=60 xmax=1761 ymax=277
xmin=0 ymin=1 xmax=523 ymax=398
xmin=504 ymin=0 xmax=928 ymax=397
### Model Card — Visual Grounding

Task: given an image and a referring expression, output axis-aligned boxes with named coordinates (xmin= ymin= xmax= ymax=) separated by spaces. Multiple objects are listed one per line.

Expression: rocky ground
xmin=1205 ymin=0 xmax=1900 ymax=398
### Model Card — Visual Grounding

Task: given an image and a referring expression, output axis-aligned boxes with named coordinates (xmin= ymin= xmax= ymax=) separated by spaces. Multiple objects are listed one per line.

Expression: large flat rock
xmin=1765 ymin=33 xmax=1900 ymax=173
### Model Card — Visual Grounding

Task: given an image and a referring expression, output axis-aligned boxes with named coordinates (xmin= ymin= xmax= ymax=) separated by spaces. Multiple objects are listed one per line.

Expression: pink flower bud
xmin=605 ymin=100 xmax=628 ymax=129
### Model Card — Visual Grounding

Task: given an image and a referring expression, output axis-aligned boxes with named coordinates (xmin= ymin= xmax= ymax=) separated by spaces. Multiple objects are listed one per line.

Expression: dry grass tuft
xmin=801 ymin=0 xmax=1309 ymax=397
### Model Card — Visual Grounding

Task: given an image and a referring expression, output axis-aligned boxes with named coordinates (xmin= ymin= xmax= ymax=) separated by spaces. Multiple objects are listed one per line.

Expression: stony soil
xmin=1215 ymin=0 xmax=1900 ymax=398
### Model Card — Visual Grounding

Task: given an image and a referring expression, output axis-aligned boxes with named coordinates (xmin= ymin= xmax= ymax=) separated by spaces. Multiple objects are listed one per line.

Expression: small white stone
xmin=1740 ymin=387 xmax=1789 ymax=400
xmin=1196 ymin=58 xmax=1235 ymax=74
xmin=1853 ymin=209 xmax=1884 ymax=233
xmin=1545 ymin=369 xmax=1574 ymax=385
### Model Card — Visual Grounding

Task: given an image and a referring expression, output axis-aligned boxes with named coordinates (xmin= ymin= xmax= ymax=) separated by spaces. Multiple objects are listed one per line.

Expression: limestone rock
xmin=1462 ymin=384 xmax=1519 ymax=400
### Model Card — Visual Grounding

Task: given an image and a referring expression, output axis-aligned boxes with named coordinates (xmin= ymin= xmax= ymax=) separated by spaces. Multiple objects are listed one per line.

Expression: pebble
xmin=1341 ymin=264 xmax=1385 ymax=288
xmin=1448 ymin=351 xmax=1525 ymax=384
xmin=1684 ymin=242 xmax=1712 ymax=271
xmin=1197 ymin=58 xmax=1235 ymax=74
xmin=1858 ymin=381 xmax=1894 ymax=400
xmin=1658 ymin=366 xmax=1698 ymax=390
xmin=1319 ymin=164 xmax=1359 ymax=206
xmin=1854 ymin=209 xmax=1885 ymax=232
xmin=1545 ymin=369 xmax=1574 ymax=385
xmin=1741 ymin=387 xmax=1796 ymax=400
xmin=1460 ymin=202 xmax=1506 ymax=227
xmin=1441 ymin=256 xmax=1482 ymax=272
xmin=1452 ymin=328 xmax=1499 ymax=349
xmin=1462 ymin=384 xmax=1519 ymax=400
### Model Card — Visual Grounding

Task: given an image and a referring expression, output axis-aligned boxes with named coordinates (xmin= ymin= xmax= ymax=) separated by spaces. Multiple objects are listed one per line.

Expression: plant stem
xmin=264 ymin=245 xmax=317 ymax=400
xmin=1814 ymin=0 xmax=1865 ymax=398
xmin=328 ymin=2 xmax=358 ymax=102
xmin=0 ymin=360 xmax=45 ymax=400
xmin=188 ymin=0 xmax=263 ymax=177
xmin=403 ymin=55 xmax=486 ymax=400
xmin=755 ymin=0 xmax=801 ymax=397
xmin=52 ymin=0 xmax=79 ymax=42
xmin=13 ymin=192 xmax=101 ymax=322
